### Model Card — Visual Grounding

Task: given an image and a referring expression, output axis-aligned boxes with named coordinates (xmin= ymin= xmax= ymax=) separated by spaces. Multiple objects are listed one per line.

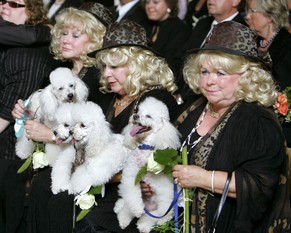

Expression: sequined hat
xmin=187 ymin=21 xmax=269 ymax=68
xmin=88 ymin=20 xmax=161 ymax=57
xmin=79 ymin=2 xmax=113 ymax=28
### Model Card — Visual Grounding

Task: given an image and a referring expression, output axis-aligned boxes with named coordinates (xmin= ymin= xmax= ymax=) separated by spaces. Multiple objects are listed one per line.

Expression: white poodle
xmin=51 ymin=101 xmax=128 ymax=195
xmin=15 ymin=67 xmax=88 ymax=165
xmin=114 ymin=97 xmax=181 ymax=233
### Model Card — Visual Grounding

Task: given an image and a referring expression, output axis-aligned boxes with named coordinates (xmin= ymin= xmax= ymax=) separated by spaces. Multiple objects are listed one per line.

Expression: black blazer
xmin=184 ymin=13 xmax=247 ymax=52
xmin=110 ymin=1 xmax=150 ymax=29
xmin=0 ymin=18 xmax=51 ymax=46
xmin=145 ymin=17 xmax=191 ymax=80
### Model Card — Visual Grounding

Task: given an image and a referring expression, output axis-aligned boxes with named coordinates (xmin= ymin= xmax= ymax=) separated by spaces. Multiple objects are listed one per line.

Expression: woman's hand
xmin=172 ymin=164 xmax=207 ymax=189
xmin=11 ymin=99 xmax=25 ymax=119
xmin=24 ymin=120 xmax=53 ymax=143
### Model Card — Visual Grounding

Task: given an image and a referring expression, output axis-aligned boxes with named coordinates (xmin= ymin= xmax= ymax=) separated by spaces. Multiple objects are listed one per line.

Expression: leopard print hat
xmin=186 ymin=21 xmax=269 ymax=69
xmin=88 ymin=20 xmax=161 ymax=58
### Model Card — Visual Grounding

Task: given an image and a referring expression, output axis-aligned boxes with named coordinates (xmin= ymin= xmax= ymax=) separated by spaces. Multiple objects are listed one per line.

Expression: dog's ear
xmin=40 ymin=85 xmax=59 ymax=122
xmin=75 ymin=78 xmax=89 ymax=102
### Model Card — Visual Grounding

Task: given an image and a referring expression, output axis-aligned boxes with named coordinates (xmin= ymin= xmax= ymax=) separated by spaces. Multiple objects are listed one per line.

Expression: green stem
xmin=182 ymin=146 xmax=189 ymax=233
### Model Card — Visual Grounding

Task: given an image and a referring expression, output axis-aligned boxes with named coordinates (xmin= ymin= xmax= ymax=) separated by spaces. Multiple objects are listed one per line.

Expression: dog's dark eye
xmin=80 ymin=123 xmax=85 ymax=128
xmin=69 ymin=84 xmax=74 ymax=88
xmin=59 ymin=87 xmax=63 ymax=91
xmin=145 ymin=115 xmax=152 ymax=119
xmin=64 ymin=123 xmax=69 ymax=127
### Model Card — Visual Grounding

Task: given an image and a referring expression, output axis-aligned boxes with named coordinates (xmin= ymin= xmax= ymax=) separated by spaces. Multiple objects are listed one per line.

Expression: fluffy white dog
xmin=51 ymin=101 xmax=128 ymax=195
xmin=114 ymin=97 xmax=181 ymax=233
xmin=15 ymin=67 xmax=88 ymax=165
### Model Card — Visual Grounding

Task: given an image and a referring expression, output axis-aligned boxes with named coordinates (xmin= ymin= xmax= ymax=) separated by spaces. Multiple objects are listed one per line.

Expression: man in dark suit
xmin=110 ymin=0 xmax=150 ymax=29
xmin=184 ymin=0 xmax=246 ymax=51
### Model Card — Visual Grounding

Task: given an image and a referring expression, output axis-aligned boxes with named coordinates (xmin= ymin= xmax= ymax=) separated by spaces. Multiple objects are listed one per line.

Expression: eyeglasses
xmin=1 ymin=0 xmax=25 ymax=8
xmin=246 ymin=8 xmax=259 ymax=14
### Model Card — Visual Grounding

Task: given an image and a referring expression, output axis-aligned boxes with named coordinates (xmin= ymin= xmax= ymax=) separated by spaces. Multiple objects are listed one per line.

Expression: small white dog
xmin=15 ymin=67 xmax=88 ymax=164
xmin=114 ymin=97 xmax=181 ymax=233
xmin=51 ymin=101 xmax=128 ymax=195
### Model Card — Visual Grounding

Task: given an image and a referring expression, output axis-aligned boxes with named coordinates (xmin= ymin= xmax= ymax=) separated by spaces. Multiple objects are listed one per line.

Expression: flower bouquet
xmin=274 ymin=86 xmax=291 ymax=123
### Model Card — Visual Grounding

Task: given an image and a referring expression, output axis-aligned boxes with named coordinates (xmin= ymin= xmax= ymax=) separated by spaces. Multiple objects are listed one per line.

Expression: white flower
xmin=147 ymin=152 xmax=165 ymax=175
xmin=32 ymin=151 xmax=49 ymax=169
xmin=75 ymin=193 xmax=96 ymax=210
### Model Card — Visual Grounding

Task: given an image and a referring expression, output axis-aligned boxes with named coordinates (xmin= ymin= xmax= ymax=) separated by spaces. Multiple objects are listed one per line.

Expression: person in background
xmin=46 ymin=0 xmax=84 ymax=24
xmin=110 ymin=0 xmax=150 ymax=29
xmin=172 ymin=21 xmax=291 ymax=232
xmin=11 ymin=3 xmax=114 ymax=233
xmin=142 ymin=0 xmax=191 ymax=84
xmin=74 ymin=20 xmax=179 ymax=233
xmin=245 ymin=0 xmax=291 ymax=193
xmin=184 ymin=0 xmax=208 ymax=28
xmin=0 ymin=20 xmax=51 ymax=46
xmin=0 ymin=0 xmax=57 ymax=232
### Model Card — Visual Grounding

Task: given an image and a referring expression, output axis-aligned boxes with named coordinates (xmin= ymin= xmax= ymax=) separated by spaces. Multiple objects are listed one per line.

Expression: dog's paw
xmin=137 ymin=219 xmax=154 ymax=233
xmin=70 ymin=167 xmax=92 ymax=194
xmin=114 ymin=198 xmax=124 ymax=214
xmin=117 ymin=214 xmax=132 ymax=230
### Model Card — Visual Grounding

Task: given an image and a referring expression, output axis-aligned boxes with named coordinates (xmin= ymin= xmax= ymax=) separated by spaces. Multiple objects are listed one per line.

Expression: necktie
xmin=150 ymin=25 xmax=159 ymax=43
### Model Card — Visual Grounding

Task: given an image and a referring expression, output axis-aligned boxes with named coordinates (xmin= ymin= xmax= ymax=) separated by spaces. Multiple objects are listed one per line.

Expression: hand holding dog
xmin=24 ymin=120 xmax=54 ymax=143
xmin=12 ymin=99 xmax=26 ymax=119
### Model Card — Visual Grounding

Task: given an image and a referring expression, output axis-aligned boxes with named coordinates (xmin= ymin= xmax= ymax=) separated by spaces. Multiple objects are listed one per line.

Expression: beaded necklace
xmin=259 ymin=30 xmax=280 ymax=49
xmin=180 ymin=103 xmax=209 ymax=153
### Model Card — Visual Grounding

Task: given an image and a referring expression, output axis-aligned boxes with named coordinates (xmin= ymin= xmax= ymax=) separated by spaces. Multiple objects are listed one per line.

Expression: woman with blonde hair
xmin=11 ymin=3 xmax=114 ymax=233
xmin=171 ymin=21 xmax=291 ymax=232
xmin=74 ymin=20 xmax=179 ymax=233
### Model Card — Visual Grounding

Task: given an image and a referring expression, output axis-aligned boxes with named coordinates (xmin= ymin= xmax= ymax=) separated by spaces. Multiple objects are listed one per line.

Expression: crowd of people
xmin=1 ymin=0 xmax=291 ymax=232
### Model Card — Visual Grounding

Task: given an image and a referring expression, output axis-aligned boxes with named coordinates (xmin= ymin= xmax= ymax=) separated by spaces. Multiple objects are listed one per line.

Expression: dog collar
xmin=138 ymin=144 xmax=155 ymax=150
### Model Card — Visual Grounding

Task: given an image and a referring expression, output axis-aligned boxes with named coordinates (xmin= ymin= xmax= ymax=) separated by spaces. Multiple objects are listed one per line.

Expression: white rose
xmin=32 ymin=151 xmax=49 ymax=169
xmin=147 ymin=152 xmax=165 ymax=175
xmin=75 ymin=193 xmax=96 ymax=210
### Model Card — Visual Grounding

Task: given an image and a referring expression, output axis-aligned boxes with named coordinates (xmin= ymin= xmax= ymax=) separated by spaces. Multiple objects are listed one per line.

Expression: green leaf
xmin=17 ymin=156 xmax=32 ymax=173
xmin=135 ymin=165 xmax=147 ymax=185
xmin=76 ymin=208 xmax=92 ymax=222
xmin=88 ymin=186 xmax=102 ymax=195
xmin=153 ymin=148 xmax=179 ymax=165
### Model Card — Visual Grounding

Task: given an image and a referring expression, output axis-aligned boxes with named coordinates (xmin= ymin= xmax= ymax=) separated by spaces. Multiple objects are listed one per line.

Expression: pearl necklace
xmin=180 ymin=103 xmax=209 ymax=153
xmin=259 ymin=30 xmax=280 ymax=49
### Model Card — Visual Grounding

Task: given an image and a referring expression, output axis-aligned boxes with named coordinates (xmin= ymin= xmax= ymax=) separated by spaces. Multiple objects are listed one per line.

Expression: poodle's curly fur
xmin=51 ymin=101 xmax=128 ymax=195
xmin=15 ymin=67 xmax=88 ymax=165
xmin=114 ymin=97 xmax=181 ymax=233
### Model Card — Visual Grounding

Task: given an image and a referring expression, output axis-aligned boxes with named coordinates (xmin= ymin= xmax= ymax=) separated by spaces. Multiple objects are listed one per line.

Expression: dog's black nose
xmin=68 ymin=93 xmax=73 ymax=99
xmin=69 ymin=130 xmax=73 ymax=135
xmin=53 ymin=130 xmax=57 ymax=135
xmin=133 ymin=114 xmax=139 ymax=121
